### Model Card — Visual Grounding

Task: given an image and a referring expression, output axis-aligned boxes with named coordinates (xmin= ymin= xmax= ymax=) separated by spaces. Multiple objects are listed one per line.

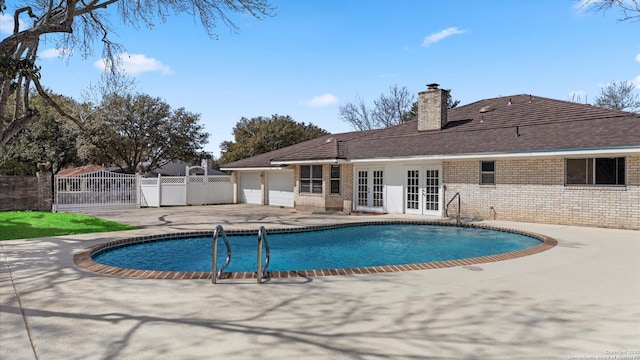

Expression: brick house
xmin=220 ymin=84 xmax=640 ymax=230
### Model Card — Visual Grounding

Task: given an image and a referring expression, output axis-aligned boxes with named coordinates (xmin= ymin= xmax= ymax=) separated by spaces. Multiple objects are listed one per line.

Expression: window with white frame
xmin=300 ymin=165 xmax=323 ymax=193
xmin=330 ymin=165 xmax=341 ymax=194
xmin=480 ymin=161 xmax=495 ymax=185
xmin=565 ymin=157 xmax=625 ymax=185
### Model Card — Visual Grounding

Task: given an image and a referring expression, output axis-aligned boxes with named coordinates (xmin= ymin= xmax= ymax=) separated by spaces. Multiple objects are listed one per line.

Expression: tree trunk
xmin=1 ymin=109 xmax=40 ymax=147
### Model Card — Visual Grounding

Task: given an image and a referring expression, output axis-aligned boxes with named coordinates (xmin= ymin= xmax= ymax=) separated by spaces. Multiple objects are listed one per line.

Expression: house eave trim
xmin=219 ymin=167 xmax=287 ymax=171
xmin=348 ymin=147 xmax=640 ymax=163
xmin=270 ymin=159 xmax=347 ymax=165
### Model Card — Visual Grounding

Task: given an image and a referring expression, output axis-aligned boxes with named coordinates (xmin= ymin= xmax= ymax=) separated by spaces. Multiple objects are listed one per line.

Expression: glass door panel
xmin=404 ymin=167 xmax=441 ymax=215
xmin=406 ymin=170 xmax=419 ymax=210
xmin=357 ymin=170 xmax=368 ymax=206
xmin=425 ymin=169 xmax=439 ymax=212
xmin=355 ymin=168 xmax=384 ymax=211
xmin=373 ymin=170 xmax=384 ymax=207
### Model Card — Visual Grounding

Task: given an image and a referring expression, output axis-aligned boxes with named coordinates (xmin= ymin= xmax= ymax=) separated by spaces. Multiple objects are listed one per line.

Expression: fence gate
xmin=54 ymin=170 xmax=138 ymax=212
xmin=139 ymin=174 xmax=233 ymax=207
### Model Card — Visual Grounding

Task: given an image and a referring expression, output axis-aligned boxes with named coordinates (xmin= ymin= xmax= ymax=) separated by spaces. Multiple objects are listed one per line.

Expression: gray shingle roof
xmin=221 ymin=94 xmax=640 ymax=168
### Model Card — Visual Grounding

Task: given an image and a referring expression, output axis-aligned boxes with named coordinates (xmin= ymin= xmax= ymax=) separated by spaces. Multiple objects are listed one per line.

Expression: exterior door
xmin=405 ymin=167 xmax=441 ymax=216
xmin=355 ymin=168 xmax=384 ymax=211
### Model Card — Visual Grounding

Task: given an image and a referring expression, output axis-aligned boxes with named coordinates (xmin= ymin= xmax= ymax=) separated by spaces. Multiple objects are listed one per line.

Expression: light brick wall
xmin=293 ymin=165 xmax=324 ymax=211
xmin=443 ymin=156 xmax=640 ymax=230
xmin=294 ymin=164 xmax=353 ymax=212
xmin=325 ymin=164 xmax=353 ymax=212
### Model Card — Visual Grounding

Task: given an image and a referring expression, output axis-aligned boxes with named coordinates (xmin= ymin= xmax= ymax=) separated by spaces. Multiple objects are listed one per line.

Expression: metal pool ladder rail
xmin=212 ymin=225 xmax=232 ymax=284
xmin=446 ymin=192 xmax=462 ymax=226
xmin=257 ymin=226 xmax=271 ymax=284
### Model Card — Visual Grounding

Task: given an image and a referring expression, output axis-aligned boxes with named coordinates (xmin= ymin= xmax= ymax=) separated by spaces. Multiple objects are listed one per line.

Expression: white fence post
xmin=158 ymin=174 xmax=162 ymax=206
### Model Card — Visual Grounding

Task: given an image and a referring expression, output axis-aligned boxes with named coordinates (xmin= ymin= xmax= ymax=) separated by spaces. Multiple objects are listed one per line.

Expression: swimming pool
xmin=76 ymin=222 xmax=557 ymax=279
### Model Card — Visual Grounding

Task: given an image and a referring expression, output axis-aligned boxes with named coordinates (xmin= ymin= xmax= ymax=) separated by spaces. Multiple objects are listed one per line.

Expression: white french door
xmin=405 ymin=166 xmax=441 ymax=216
xmin=355 ymin=168 xmax=384 ymax=212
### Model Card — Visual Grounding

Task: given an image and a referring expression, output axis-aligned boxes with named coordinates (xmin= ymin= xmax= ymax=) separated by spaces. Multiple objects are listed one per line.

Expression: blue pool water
xmin=93 ymin=224 xmax=541 ymax=272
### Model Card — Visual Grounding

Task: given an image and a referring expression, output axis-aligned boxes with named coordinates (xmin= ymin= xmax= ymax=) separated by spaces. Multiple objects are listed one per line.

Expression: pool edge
xmin=73 ymin=221 xmax=558 ymax=280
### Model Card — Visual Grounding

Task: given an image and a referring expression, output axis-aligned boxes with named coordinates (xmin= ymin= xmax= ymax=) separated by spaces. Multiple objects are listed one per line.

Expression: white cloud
xmin=1 ymin=14 xmax=14 ymax=34
xmin=422 ymin=27 xmax=467 ymax=47
xmin=0 ymin=14 xmax=27 ymax=34
xmin=94 ymin=52 xmax=172 ymax=75
xmin=635 ymin=54 xmax=640 ymax=89
xmin=632 ymin=75 xmax=640 ymax=89
xmin=39 ymin=48 xmax=73 ymax=59
xmin=301 ymin=93 xmax=338 ymax=107
xmin=0 ymin=14 xmax=11 ymax=34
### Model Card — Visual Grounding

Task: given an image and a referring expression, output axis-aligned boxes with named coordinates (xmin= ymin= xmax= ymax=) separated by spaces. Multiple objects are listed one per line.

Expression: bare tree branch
xmin=579 ymin=0 xmax=640 ymax=22
xmin=593 ymin=80 xmax=640 ymax=112
xmin=32 ymin=75 xmax=84 ymax=128
xmin=340 ymin=86 xmax=416 ymax=131
xmin=339 ymin=96 xmax=374 ymax=131
xmin=371 ymin=85 xmax=414 ymax=129
xmin=1 ymin=0 xmax=274 ymax=147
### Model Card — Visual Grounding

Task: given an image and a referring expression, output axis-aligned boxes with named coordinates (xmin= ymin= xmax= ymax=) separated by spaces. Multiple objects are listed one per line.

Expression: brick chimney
xmin=418 ymin=83 xmax=449 ymax=131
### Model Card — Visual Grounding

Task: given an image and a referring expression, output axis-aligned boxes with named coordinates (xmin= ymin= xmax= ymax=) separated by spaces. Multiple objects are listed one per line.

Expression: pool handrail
xmin=212 ymin=225 xmax=232 ymax=284
xmin=445 ymin=192 xmax=461 ymax=226
xmin=257 ymin=226 xmax=271 ymax=284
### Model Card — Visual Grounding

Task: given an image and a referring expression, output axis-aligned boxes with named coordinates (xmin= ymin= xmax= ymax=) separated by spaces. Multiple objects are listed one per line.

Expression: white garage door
xmin=267 ymin=170 xmax=294 ymax=207
xmin=239 ymin=171 xmax=262 ymax=204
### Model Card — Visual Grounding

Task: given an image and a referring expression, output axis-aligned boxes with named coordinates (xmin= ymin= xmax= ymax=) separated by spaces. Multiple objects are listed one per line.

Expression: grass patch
xmin=0 ymin=211 xmax=138 ymax=240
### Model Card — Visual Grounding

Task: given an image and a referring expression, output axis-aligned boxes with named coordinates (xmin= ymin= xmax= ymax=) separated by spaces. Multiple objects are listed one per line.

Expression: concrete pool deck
xmin=1 ymin=204 xmax=639 ymax=359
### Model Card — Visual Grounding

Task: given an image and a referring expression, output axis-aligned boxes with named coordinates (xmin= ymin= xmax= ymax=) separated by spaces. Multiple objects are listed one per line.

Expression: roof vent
xmin=479 ymin=105 xmax=494 ymax=113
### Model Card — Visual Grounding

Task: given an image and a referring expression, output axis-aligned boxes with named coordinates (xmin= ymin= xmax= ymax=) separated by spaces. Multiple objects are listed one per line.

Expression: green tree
xmin=0 ymin=92 xmax=81 ymax=175
xmin=80 ymin=93 xmax=209 ymax=173
xmin=593 ymin=80 xmax=640 ymax=112
xmin=0 ymin=0 xmax=273 ymax=146
xmin=447 ymin=94 xmax=461 ymax=109
xmin=220 ymin=115 xmax=329 ymax=164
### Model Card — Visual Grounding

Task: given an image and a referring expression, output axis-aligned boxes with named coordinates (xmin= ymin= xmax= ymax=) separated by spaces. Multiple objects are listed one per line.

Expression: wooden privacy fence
xmin=1 ymin=170 xmax=53 ymax=211
xmin=139 ymin=174 xmax=233 ymax=207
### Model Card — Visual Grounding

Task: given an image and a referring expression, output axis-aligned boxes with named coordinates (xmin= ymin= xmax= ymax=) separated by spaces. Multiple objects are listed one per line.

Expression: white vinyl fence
xmin=54 ymin=170 xmax=233 ymax=212
xmin=139 ymin=175 xmax=233 ymax=207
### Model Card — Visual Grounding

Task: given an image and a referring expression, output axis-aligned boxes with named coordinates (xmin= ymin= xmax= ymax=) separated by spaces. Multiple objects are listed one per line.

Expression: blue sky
xmin=2 ymin=1 xmax=639 ymax=157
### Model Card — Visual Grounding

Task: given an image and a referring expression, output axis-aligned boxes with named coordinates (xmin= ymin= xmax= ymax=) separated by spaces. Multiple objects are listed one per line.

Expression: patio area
xmin=1 ymin=204 xmax=639 ymax=359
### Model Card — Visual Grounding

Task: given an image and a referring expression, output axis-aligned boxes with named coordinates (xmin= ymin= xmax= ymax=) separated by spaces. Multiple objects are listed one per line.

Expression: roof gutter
xmin=222 ymin=147 xmax=640 ymax=169
xmin=219 ymin=166 xmax=289 ymax=171
xmin=348 ymin=147 xmax=640 ymax=163
xmin=270 ymin=158 xmax=348 ymax=166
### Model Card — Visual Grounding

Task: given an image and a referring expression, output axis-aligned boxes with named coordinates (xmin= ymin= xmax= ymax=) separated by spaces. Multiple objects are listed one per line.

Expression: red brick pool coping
xmin=74 ymin=221 xmax=558 ymax=280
